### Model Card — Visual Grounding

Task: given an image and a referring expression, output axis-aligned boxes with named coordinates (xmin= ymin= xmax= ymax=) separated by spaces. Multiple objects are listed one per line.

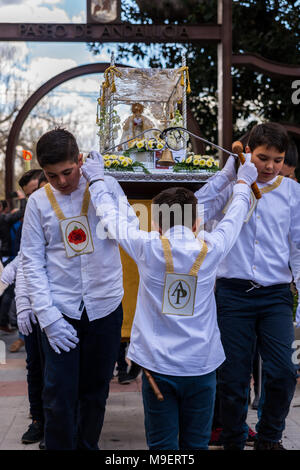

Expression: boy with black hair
xmin=20 ymin=128 xmax=126 ymax=450
xmin=196 ymin=122 xmax=300 ymax=450
xmin=81 ymin=151 xmax=258 ymax=450
xmin=280 ymin=138 xmax=298 ymax=180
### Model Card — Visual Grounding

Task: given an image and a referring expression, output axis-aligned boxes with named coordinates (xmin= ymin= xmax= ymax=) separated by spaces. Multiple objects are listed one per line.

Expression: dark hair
xmin=38 ymin=171 xmax=48 ymax=188
xmin=0 ymin=200 xmax=8 ymax=210
xmin=152 ymin=187 xmax=197 ymax=231
xmin=247 ymin=122 xmax=289 ymax=154
xmin=36 ymin=128 xmax=79 ymax=167
xmin=284 ymin=139 xmax=298 ymax=167
xmin=18 ymin=169 xmax=43 ymax=189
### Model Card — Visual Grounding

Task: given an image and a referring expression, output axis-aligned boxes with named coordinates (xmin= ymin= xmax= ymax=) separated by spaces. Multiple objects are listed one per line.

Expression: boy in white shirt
xmin=81 ymin=151 xmax=258 ymax=450
xmin=20 ymin=129 xmax=126 ymax=450
xmin=196 ymin=122 xmax=300 ymax=450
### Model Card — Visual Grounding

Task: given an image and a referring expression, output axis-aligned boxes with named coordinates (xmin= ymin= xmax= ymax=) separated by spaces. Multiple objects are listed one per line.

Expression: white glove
xmin=222 ymin=154 xmax=237 ymax=181
xmin=81 ymin=151 xmax=104 ymax=184
xmin=44 ymin=318 xmax=79 ymax=354
xmin=17 ymin=309 xmax=37 ymax=336
xmin=237 ymin=154 xmax=258 ymax=186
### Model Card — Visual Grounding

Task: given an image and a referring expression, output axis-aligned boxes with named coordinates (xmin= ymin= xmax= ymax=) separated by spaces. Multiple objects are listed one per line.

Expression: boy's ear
xmin=78 ymin=153 xmax=83 ymax=167
xmin=245 ymin=145 xmax=251 ymax=154
xmin=151 ymin=220 xmax=162 ymax=235
xmin=193 ymin=216 xmax=202 ymax=233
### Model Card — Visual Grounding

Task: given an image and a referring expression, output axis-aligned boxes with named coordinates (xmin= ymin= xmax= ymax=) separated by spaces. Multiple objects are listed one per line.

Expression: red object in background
xmin=22 ymin=150 xmax=32 ymax=161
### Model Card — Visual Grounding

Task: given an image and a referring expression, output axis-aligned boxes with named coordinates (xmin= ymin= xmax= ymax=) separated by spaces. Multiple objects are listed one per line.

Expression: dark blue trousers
xmin=24 ymin=322 xmax=44 ymax=423
xmin=216 ymin=279 xmax=297 ymax=448
xmin=142 ymin=370 xmax=216 ymax=450
xmin=41 ymin=305 xmax=123 ymax=450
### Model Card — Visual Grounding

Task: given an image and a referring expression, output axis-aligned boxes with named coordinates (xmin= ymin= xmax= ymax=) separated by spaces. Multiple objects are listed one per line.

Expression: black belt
xmin=217 ymin=278 xmax=290 ymax=292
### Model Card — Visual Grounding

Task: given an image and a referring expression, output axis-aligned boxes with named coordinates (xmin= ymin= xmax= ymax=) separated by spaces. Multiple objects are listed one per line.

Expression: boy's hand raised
xmin=81 ymin=151 xmax=104 ymax=184
xmin=222 ymin=154 xmax=237 ymax=181
xmin=237 ymin=154 xmax=258 ymax=187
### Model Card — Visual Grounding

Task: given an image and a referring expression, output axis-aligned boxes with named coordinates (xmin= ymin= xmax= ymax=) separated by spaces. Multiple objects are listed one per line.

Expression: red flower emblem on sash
xmin=68 ymin=226 xmax=86 ymax=245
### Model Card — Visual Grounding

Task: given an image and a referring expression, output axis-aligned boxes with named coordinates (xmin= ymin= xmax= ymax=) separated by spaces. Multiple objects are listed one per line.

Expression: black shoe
xmin=251 ymin=394 xmax=260 ymax=410
xmin=118 ymin=371 xmax=132 ymax=385
xmin=39 ymin=438 xmax=46 ymax=450
xmin=21 ymin=420 xmax=44 ymax=444
xmin=254 ymin=439 xmax=286 ymax=450
xmin=223 ymin=443 xmax=243 ymax=450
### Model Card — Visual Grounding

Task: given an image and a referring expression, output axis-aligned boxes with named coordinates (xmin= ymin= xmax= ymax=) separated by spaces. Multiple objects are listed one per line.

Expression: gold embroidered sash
xmin=44 ymin=183 xmax=94 ymax=258
xmin=160 ymin=235 xmax=208 ymax=316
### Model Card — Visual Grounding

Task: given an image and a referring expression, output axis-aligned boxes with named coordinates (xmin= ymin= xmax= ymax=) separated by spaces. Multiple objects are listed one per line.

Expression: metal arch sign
xmin=0 ymin=23 xmax=221 ymax=43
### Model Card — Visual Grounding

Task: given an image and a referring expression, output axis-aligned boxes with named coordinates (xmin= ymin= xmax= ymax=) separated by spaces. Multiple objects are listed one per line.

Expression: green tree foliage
xmin=88 ymin=0 xmax=300 ymax=164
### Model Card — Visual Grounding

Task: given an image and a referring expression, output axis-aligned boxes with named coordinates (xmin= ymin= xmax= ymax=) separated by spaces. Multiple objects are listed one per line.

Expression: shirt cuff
xmin=37 ymin=306 xmax=63 ymax=330
xmin=233 ymin=182 xmax=251 ymax=196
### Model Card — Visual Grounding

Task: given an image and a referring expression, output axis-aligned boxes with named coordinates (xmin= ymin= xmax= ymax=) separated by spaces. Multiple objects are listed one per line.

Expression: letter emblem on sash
xmin=162 ymin=273 xmax=197 ymax=316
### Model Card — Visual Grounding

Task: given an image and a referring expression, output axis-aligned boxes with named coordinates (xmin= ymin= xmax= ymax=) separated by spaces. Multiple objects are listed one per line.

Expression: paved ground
xmin=1 ymin=329 xmax=300 ymax=451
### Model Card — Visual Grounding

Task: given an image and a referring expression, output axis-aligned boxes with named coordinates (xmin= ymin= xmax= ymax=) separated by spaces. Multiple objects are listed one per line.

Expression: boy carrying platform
xmin=21 ymin=129 xmax=128 ymax=450
xmin=196 ymin=122 xmax=300 ymax=450
xmin=81 ymin=151 xmax=258 ymax=450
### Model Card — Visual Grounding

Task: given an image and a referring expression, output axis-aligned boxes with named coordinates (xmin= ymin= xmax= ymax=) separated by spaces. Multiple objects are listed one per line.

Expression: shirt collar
xmin=50 ymin=174 xmax=86 ymax=195
xmin=163 ymin=225 xmax=196 ymax=240
xmin=257 ymin=175 xmax=279 ymax=188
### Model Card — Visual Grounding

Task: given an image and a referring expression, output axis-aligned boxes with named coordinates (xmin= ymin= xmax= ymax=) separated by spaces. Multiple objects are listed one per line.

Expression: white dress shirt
xmin=196 ymin=172 xmax=300 ymax=286
xmin=21 ymin=175 xmax=125 ymax=329
xmin=89 ymin=180 xmax=250 ymax=376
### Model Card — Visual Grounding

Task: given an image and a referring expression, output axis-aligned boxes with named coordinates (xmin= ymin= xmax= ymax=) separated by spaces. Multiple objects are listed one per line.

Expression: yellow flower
xmin=112 ymin=159 xmax=119 ymax=165
xmin=119 ymin=156 xmax=126 ymax=161
xmin=193 ymin=154 xmax=202 ymax=159
xmin=157 ymin=143 xmax=164 ymax=150
xmin=186 ymin=156 xmax=192 ymax=164
xmin=136 ymin=140 xmax=145 ymax=149
xmin=122 ymin=160 xmax=129 ymax=167
xmin=206 ymin=160 xmax=213 ymax=168
xmin=103 ymin=155 xmax=110 ymax=160
xmin=199 ymin=159 xmax=206 ymax=167
xmin=104 ymin=161 xmax=112 ymax=168
xmin=147 ymin=140 xmax=154 ymax=149
xmin=207 ymin=157 xmax=215 ymax=165
xmin=193 ymin=158 xmax=200 ymax=166
xmin=126 ymin=157 xmax=133 ymax=164
xmin=182 ymin=158 xmax=186 ymax=163
xmin=215 ymin=160 xmax=219 ymax=167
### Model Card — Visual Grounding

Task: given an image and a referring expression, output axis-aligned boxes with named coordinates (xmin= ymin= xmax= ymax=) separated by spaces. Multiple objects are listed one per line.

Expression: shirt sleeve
xmin=15 ymin=253 xmax=32 ymax=315
xmin=0 ymin=254 xmax=19 ymax=285
xmin=89 ymin=180 xmax=156 ymax=264
xmin=195 ymin=171 xmax=234 ymax=224
xmin=20 ymin=197 xmax=63 ymax=329
xmin=208 ymin=183 xmax=250 ymax=260
xmin=290 ymin=241 xmax=300 ymax=294
xmin=289 ymin=181 xmax=300 ymax=249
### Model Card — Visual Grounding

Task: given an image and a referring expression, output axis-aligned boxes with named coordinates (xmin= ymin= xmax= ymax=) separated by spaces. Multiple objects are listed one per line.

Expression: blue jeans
xmin=216 ymin=279 xmax=297 ymax=448
xmin=41 ymin=305 xmax=123 ymax=450
xmin=24 ymin=322 xmax=44 ymax=423
xmin=142 ymin=370 xmax=216 ymax=450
